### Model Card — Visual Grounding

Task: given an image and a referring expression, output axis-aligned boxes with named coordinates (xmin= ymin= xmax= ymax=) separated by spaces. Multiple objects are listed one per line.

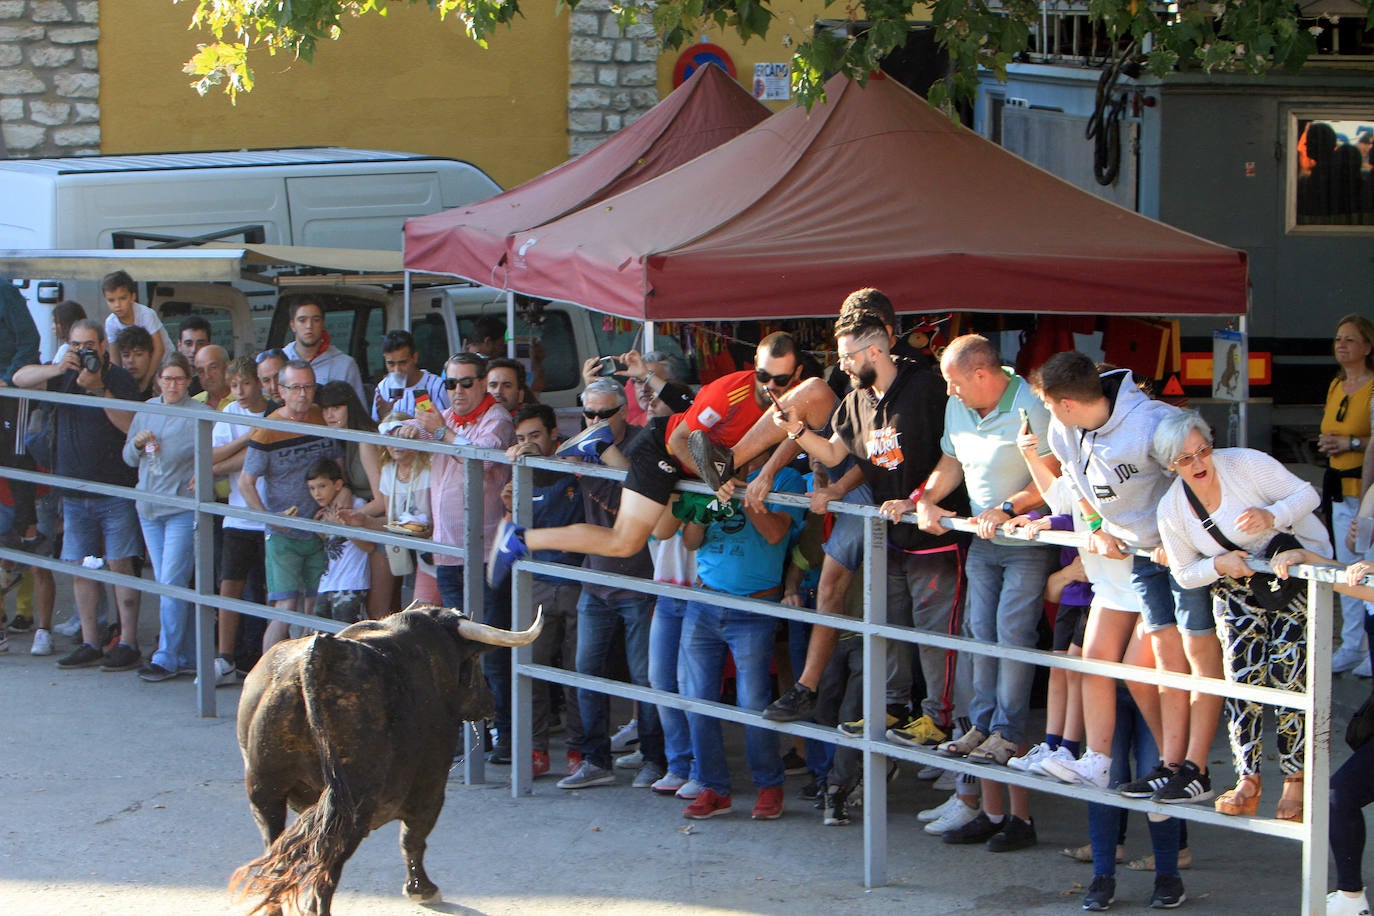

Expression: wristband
xmin=787 ymin=424 xmax=806 ymax=440
xmin=1088 ymin=516 xmax=1104 ymax=532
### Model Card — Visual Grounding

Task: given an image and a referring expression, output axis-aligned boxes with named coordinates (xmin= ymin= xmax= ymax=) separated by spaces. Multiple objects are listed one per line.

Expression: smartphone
xmin=765 ymin=385 xmax=791 ymax=423
xmin=1018 ymin=407 xmax=1030 ymax=433
xmin=597 ymin=356 xmax=627 ymax=376
xmin=414 ymin=391 xmax=435 ymax=413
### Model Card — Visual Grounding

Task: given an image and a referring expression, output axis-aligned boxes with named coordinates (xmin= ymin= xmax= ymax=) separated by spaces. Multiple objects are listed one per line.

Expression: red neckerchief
xmin=449 ymin=393 xmax=497 ymax=428
xmin=319 ymin=329 xmax=333 ymax=354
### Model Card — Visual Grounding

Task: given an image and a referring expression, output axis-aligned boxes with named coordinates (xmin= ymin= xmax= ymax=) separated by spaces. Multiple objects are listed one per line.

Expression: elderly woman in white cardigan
xmin=1154 ymin=410 xmax=1330 ymax=823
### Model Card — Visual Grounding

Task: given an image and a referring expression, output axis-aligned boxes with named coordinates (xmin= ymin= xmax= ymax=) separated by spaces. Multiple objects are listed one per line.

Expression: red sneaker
xmin=565 ymin=749 xmax=585 ymax=775
xmin=752 ymin=785 xmax=784 ymax=820
xmin=683 ymin=788 xmax=733 ymax=819
xmin=532 ymin=750 xmax=550 ymax=777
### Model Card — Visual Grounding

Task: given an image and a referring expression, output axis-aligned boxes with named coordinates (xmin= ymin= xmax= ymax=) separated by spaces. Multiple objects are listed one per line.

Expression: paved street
xmin=1 ymin=587 xmax=1369 ymax=915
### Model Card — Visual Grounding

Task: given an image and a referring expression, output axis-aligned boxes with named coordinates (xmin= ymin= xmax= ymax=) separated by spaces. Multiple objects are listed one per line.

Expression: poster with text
xmin=753 ymin=63 xmax=790 ymax=101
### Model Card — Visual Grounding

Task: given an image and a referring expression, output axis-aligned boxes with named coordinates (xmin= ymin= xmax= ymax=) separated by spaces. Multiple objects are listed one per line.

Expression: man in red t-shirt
xmin=488 ymin=331 xmax=836 ymax=585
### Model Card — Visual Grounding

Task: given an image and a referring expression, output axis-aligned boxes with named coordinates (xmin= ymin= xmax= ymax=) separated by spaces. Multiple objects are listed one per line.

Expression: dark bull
xmin=231 ymin=603 xmax=543 ymax=915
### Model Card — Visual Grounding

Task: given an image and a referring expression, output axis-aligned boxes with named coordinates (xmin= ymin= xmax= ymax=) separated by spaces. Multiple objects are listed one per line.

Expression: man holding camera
xmin=13 ymin=319 xmax=144 ymax=670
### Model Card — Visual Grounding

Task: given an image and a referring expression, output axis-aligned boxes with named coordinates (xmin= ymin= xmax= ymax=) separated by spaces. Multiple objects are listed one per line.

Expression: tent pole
xmin=506 ymin=289 xmax=517 ymax=358
xmin=644 ymin=320 xmax=656 ymax=353
xmin=403 ymin=270 xmax=412 ymax=330
xmin=1238 ymin=308 xmax=1248 ymax=449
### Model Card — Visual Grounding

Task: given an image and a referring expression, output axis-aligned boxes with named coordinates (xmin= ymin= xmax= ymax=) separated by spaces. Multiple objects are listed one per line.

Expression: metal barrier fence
xmin=0 ymin=384 xmax=1338 ymax=912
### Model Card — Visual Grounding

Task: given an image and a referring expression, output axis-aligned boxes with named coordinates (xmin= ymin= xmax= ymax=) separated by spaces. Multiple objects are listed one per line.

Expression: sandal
xmin=1127 ymin=848 xmax=1193 ymax=871
xmin=1214 ymin=773 xmax=1261 ymax=816
xmin=1061 ymin=842 xmax=1124 ymax=863
xmin=1276 ymin=773 xmax=1304 ymax=823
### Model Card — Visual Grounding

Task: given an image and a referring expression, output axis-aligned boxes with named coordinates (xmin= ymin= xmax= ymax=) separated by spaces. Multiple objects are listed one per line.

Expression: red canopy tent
xmin=496 ymin=73 xmax=1247 ymax=321
xmin=404 ymin=64 xmax=770 ymax=288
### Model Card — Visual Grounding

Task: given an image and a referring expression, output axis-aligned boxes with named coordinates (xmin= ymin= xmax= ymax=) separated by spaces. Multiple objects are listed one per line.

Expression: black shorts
xmin=220 ymin=527 xmax=266 ymax=584
xmin=1053 ymin=603 xmax=1090 ymax=651
xmin=622 ymin=415 xmax=681 ymax=506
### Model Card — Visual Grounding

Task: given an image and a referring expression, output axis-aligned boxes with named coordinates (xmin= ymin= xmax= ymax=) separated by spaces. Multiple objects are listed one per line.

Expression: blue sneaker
xmin=555 ymin=422 xmax=613 ymax=462
xmin=487 ymin=519 xmax=528 ymax=587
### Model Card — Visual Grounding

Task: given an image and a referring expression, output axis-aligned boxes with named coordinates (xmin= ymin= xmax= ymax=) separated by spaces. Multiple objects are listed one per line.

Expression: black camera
xmin=77 ymin=346 xmax=102 ymax=375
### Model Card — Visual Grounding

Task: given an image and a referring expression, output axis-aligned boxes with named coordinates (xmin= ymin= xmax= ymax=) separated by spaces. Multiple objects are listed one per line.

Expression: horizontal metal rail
xmin=0 ymin=384 xmax=1334 ymax=910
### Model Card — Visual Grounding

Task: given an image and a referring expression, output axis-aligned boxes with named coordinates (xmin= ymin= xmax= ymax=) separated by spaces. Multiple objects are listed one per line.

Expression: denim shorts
xmin=821 ymin=482 xmax=874 ymax=573
xmin=1132 ymin=556 xmax=1215 ymax=636
xmin=60 ymin=495 xmax=143 ymax=563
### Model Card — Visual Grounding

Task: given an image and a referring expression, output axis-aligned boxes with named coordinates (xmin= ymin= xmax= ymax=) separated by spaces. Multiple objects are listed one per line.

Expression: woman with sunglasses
xmin=121 ymin=353 xmax=213 ymax=681
xmin=1155 ymin=409 xmax=1330 ymax=821
xmin=1323 ymin=315 xmax=1374 ymax=674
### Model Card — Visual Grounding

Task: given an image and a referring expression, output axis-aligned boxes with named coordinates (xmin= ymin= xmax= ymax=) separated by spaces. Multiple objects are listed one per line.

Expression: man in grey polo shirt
xmin=894 ymin=333 xmax=1057 ymax=853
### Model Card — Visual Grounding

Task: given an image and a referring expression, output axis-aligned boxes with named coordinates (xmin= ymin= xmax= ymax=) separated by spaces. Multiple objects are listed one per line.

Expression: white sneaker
xmin=916 ymin=764 xmax=943 ymax=780
xmin=610 ymin=718 xmax=639 ymax=753
xmin=932 ymin=769 xmax=956 ymax=792
xmin=53 ymin=615 xmax=81 ymax=637
xmin=213 ymin=656 xmax=238 ymax=687
xmin=675 ymin=778 xmax=704 ymax=799
xmin=924 ymin=798 xmax=980 ymax=835
xmin=1029 ymin=744 xmax=1076 ymax=776
xmin=30 ymin=628 xmax=52 ymax=656
xmin=651 ymin=772 xmax=690 ymax=795
xmin=1008 ymin=741 xmax=1054 ymax=773
xmin=917 ymin=792 xmax=964 ymax=822
xmin=1041 ymin=749 xmax=1111 ymax=789
xmin=1356 ymin=656 xmax=1373 ymax=679
xmin=614 ymin=750 xmax=644 ymax=770
xmin=1328 ymin=888 xmax=1371 ymax=916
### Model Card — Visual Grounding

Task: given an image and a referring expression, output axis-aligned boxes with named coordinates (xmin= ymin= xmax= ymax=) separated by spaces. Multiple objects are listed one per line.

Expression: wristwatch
xmin=1000 ymin=500 xmax=1015 ymax=515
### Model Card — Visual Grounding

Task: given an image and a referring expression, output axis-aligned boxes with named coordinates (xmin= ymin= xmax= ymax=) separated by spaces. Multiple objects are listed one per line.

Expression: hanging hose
xmin=1086 ymin=39 xmax=1137 ymax=186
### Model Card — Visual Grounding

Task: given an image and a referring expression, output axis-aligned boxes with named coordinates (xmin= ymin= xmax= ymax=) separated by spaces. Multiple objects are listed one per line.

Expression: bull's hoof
xmin=404 ymin=879 xmax=441 ymax=904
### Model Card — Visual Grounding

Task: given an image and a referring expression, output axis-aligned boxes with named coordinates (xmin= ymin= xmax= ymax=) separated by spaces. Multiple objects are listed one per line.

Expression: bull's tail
xmin=231 ymin=635 xmax=364 ymax=916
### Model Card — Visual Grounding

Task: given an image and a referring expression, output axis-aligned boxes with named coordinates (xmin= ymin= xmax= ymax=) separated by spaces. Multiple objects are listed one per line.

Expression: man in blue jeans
xmin=907 ymin=333 xmax=1057 ymax=852
xmin=556 ymin=379 xmax=666 ymax=791
xmin=677 ymin=459 xmax=805 ymax=820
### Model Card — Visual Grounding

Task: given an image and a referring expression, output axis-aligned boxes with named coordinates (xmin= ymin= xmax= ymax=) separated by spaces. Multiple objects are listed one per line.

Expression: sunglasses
xmin=1172 ymin=443 xmax=1213 ymax=468
xmin=443 ymin=376 xmax=480 ymax=390
xmin=755 ymin=367 xmax=796 ymax=388
xmin=583 ymin=406 xmax=622 ymax=421
xmin=1337 ymin=394 xmax=1351 ymax=423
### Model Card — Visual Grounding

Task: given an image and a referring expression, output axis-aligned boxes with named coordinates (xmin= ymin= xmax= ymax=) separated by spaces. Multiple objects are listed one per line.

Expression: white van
xmin=0 ymin=147 xmax=500 ymax=358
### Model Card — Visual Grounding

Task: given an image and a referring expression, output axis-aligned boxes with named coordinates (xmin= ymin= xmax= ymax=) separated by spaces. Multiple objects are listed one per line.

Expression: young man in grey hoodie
xmin=281 ymin=298 xmax=364 ymax=402
xmin=1031 ymin=351 xmax=1221 ymax=807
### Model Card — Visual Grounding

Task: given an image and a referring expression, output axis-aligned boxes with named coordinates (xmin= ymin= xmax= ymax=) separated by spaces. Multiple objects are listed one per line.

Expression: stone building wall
xmin=567 ymin=0 xmax=660 ymax=155
xmin=0 ymin=0 xmax=99 ymax=158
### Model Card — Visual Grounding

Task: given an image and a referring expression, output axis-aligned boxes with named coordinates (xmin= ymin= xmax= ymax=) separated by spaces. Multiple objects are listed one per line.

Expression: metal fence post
xmin=862 ymin=512 xmax=889 ymax=889
xmin=510 ymin=457 xmax=534 ymax=797
xmin=461 ymin=453 xmax=487 ymax=786
xmin=193 ymin=415 xmax=217 ymax=717
xmin=1301 ymin=575 xmax=1333 ymax=914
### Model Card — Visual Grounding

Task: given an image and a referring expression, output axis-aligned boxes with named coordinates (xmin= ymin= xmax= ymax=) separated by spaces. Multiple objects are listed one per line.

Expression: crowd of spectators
xmin=1 ymin=277 xmax=1371 ymax=915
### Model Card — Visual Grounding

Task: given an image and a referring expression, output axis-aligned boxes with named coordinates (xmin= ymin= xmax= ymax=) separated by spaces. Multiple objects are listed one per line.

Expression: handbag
xmin=1348 ymin=688 xmax=1374 ymax=751
xmin=1183 ymin=485 xmax=1304 ymax=611
xmin=384 ymin=466 xmax=416 ymax=577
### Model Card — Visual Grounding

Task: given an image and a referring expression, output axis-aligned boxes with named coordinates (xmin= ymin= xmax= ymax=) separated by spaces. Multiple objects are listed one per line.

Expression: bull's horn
xmin=456 ymin=605 xmax=544 ymax=647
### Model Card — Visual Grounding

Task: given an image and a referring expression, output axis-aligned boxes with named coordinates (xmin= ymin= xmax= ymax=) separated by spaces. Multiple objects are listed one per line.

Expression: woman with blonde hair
xmin=1323 ymin=314 xmax=1374 ymax=673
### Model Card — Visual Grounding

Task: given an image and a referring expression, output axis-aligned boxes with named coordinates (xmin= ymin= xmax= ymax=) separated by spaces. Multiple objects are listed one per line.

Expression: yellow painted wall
xmin=655 ymin=0 xmax=829 ymax=111
xmin=99 ymin=4 xmax=570 ymax=189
